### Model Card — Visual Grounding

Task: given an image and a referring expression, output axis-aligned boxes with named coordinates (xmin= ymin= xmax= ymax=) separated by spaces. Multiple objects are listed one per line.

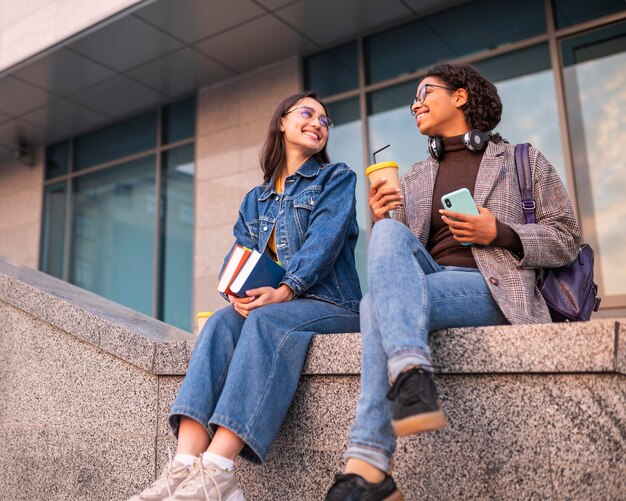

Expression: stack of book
xmin=217 ymin=245 xmax=286 ymax=297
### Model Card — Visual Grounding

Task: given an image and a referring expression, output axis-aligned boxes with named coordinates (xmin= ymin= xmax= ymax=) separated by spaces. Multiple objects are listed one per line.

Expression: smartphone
xmin=441 ymin=188 xmax=479 ymax=246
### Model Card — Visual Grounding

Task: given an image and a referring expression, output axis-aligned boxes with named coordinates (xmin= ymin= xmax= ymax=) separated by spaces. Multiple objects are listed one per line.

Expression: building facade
xmin=0 ymin=0 xmax=625 ymax=331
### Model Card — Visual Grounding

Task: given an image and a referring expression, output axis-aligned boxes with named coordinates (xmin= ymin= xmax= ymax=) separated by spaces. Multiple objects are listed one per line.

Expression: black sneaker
xmin=387 ymin=366 xmax=447 ymax=436
xmin=325 ymin=473 xmax=404 ymax=501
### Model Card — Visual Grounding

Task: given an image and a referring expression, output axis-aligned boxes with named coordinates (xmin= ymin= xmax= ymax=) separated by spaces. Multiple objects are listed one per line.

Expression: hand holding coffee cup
xmin=366 ymin=145 xmax=402 ymax=222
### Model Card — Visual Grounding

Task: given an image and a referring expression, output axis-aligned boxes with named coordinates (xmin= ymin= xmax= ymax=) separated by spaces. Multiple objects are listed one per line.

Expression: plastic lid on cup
xmin=365 ymin=161 xmax=399 ymax=176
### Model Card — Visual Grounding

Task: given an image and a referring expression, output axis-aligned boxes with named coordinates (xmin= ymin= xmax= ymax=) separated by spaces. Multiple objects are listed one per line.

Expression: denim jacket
xmin=220 ymin=158 xmax=362 ymax=312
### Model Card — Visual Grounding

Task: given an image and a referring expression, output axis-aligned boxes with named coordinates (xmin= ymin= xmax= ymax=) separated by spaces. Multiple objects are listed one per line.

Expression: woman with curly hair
xmin=325 ymin=63 xmax=581 ymax=500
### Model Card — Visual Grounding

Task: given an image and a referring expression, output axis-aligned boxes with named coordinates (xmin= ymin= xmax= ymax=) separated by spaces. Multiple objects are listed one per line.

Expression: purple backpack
xmin=514 ymin=143 xmax=601 ymax=322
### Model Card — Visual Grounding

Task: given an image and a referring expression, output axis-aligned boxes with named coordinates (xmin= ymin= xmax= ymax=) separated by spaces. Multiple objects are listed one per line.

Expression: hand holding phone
xmin=441 ymin=188 xmax=479 ymax=246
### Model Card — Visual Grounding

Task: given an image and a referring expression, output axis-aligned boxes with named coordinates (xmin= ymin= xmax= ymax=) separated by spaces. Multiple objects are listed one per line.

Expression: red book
xmin=217 ymin=245 xmax=252 ymax=296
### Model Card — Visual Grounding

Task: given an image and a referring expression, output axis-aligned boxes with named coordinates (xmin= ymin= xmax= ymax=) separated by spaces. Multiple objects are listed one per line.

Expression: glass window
xmin=304 ymin=42 xmax=359 ymax=97
xmin=474 ymin=43 xmax=567 ymax=183
xmin=74 ymin=111 xmax=157 ymax=170
xmin=161 ymin=144 xmax=195 ymax=331
xmin=40 ymin=182 xmax=67 ymax=278
xmin=552 ymin=0 xmax=626 ymax=29
xmin=326 ymin=98 xmax=368 ymax=292
xmin=70 ymin=156 xmax=156 ymax=316
xmin=162 ymin=96 xmax=196 ymax=144
xmin=366 ymin=45 xmax=565 ymax=184
xmin=45 ymin=141 xmax=69 ymax=179
xmin=364 ymin=0 xmax=546 ymax=84
xmin=367 ymin=81 xmax=428 ymax=178
xmin=561 ymin=21 xmax=626 ymax=299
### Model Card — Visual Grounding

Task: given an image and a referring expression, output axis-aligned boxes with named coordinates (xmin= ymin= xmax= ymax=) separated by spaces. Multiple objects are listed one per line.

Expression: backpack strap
xmin=514 ymin=143 xmax=536 ymax=224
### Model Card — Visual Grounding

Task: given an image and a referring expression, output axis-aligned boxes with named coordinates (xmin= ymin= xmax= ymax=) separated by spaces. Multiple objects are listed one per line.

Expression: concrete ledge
xmin=1 ymin=256 xmax=624 ymax=500
xmin=304 ymin=320 xmax=620 ymax=375
xmin=3 ymin=256 xmax=620 ymax=378
xmin=0 ymin=257 xmax=195 ymax=374
xmin=616 ymin=318 xmax=626 ymax=375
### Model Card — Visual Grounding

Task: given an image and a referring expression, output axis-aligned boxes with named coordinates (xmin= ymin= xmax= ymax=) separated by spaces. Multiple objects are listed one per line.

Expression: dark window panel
xmin=561 ymin=21 xmax=626 ymax=66
xmin=74 ymin=111 xmax=157 ymax=170
xmin=552 ymin=0 xmax=626 ymax=29
xmin=364 ymin=0 xmax=546 ymax=84
xmin=560 ymin=21 xmax=626 ymax=298
xmin=45 ymin=141 xmax=69 ymax=180
xmin=160 ymin=144 xmax=194 ymax=331
xmin=324 ymin=98 xmax=368 ymax=294
xmin=40 ymin=182 xmax=67 ymax=278
xmin=367 ymin=80 xmax=417 ymax=116
xmin=304 ymin=42 xmax=358 ymax=97
xmin=70 ymin=155 xmax=156 ymax=316
xmin=473 ymin=43 xmax=551 ymax=82
xmin=162 ymin=96 xmax=196 ymax=145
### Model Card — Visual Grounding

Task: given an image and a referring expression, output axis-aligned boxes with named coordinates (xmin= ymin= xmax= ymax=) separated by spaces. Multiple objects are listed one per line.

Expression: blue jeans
xmin=346 ymin=219 xmax=508 ymax=472
xmin=169 ymin=298 xmax=359 ymax=464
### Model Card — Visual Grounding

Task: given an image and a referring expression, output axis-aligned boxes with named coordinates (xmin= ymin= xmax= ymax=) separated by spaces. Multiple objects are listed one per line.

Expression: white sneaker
xmin=128 ymin=460 xmax=191 ymax=501
xmin=163 ymin=457 xmax=245 ymax=501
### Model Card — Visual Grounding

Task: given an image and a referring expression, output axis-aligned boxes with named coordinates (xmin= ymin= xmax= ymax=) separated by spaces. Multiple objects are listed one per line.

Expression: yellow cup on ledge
xmin=196 ymin=311 xmax=214 ymax=333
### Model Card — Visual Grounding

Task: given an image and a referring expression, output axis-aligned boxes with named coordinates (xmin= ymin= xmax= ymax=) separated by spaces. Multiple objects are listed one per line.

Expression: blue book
xmin=229 ymin=250 xmax=286 ymax=298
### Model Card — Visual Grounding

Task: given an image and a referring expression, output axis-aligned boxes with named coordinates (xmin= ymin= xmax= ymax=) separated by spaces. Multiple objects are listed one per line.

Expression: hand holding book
xmin=230 ymin=284 xmax=294 ymax=317
xmin=218 ymin=245 xmax=292 ymax=317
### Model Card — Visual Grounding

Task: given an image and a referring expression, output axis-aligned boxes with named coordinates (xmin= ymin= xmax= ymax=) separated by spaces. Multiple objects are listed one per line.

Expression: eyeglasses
xmin=283 ymin=106 xmax=334 ymax=130
xmin=410 ymin=84 xmax=456 ymax=116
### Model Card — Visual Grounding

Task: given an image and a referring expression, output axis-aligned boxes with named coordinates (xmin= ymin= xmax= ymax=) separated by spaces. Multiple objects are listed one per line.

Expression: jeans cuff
xmin=345 ymin=443 xmax=392 ymax=474
xmin=168 ymin=408 xmax=214 ymax=439
xmin=209 ymin=413 xmax=266 ymax=464
xmin=388 ymin=351 xmax=433 ymax=382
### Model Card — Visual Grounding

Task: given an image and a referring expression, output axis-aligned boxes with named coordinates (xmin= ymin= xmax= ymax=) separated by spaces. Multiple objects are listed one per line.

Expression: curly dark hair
xmin=426 ymin=63 xmax=502 ymax=140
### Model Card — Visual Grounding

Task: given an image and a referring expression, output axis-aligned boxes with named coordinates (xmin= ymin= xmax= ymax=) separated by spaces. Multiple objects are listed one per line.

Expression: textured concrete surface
xmin=238 ymin=373 xmax=626 ymax=501
xmin=1 ymin=255 xmax=624 ymax=500
xmin=274 ymin=376 xmax=359 ymax=453
xmin=544 ymin=375 xmax=625 ymax=468
xmin=0 ymin=301 xmax=158 ymax=433
xmin=0 ymin=427 xmax=154 ymax=501
xmin=430 ymin=321 xmax=617 ymax=373
xmin=303 ymin=321 xmax=618 ymax=375
xmin=303 ymin=332 xmax=362 ymax=374
xmin=551 ymin=464 xmax=626 ymax=501
xmin=616 ymin=318 xmax=625 ymax=375
xmin=0 ymin=257 xmax=195 ymax=374
xmin=157 ymin=376 xmax=184 ymax=436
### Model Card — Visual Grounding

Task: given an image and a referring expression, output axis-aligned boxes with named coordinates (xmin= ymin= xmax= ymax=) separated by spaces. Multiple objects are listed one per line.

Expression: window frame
xmin=40 ymin=96 xmax=197 ymax=325
xmin=303 ymin=0 xmax=626 ymax=314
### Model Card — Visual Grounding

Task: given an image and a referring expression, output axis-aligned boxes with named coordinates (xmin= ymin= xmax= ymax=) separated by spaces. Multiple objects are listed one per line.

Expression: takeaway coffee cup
xmin=365 ymin=160 xmax=400 ymax=191
xmin=196 ymin=311 xmax=213 ymax=333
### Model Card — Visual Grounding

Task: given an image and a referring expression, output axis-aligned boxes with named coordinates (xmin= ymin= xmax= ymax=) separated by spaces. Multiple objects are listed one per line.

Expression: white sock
xmin=174 ymin=453 xmax=197 ymax=467
xmin=202 ymin=451 xmax=235 ymax=472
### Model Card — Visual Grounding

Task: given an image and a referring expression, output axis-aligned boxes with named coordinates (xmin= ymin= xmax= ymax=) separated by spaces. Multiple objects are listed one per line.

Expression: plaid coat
xmin=393 ymin=140 xmax=581 ymax=324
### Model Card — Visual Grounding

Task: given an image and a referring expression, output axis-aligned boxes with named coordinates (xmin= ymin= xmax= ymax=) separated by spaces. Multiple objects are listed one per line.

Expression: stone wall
xmin=1 ymin=256 xmax=624 ymax=500
xmin=0 ymin=256 xmax=194 ymax=500
xmin=0 ymin=147 xmax=43 ymax=268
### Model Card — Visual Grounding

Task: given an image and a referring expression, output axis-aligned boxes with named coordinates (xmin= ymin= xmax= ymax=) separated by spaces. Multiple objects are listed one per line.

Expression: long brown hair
xmin=259 ymin=91 xmax=331 ymax=183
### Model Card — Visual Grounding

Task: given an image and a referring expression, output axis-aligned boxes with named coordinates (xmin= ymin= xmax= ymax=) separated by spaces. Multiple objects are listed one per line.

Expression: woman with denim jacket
xmin=129 ymin=91 xmax=361 ymax=501
xmin=325 ymin=63 xmax=581 ymax=500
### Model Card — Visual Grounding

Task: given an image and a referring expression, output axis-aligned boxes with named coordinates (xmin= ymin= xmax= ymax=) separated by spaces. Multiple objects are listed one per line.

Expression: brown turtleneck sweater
xmin=427 ymin=135 xmax=522 ymax=267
